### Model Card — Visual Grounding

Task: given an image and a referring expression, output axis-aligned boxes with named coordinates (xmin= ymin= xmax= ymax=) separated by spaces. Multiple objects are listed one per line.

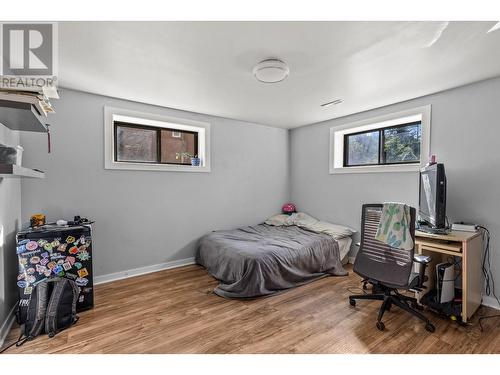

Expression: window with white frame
xmin=329 ymin=106 xmax=430 ymax=174
xmin=104 ymin=106 xmax=210 ymax=172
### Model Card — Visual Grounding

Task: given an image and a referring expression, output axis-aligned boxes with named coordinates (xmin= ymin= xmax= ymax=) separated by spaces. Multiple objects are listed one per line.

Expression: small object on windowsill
xmin=175 ymin=152 xmax=200 ymax=166
xmin=427 ymin=154 xmax=437 ymax=166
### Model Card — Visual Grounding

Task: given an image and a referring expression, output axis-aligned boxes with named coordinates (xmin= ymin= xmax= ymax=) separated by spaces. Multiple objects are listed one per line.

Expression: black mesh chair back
xmin=353 ymin=204 xmax=417 ymax=288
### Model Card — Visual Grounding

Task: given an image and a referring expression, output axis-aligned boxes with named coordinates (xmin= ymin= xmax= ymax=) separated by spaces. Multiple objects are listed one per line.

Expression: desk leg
xmin=463 ymin=236 xmax=483 ymax=323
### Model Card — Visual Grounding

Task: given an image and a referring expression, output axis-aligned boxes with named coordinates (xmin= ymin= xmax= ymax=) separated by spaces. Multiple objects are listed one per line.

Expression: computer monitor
xmin=419 ymin=163 xmax=447 ymax=229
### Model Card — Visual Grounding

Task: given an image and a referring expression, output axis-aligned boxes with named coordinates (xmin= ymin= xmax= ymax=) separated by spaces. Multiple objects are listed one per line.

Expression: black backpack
xmin=19 ymin=278 xmax=80 ymax=346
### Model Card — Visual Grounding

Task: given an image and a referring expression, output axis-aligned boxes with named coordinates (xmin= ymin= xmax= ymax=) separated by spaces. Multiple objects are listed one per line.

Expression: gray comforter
xmin=196 ymin=224 xmax=348 ymax=298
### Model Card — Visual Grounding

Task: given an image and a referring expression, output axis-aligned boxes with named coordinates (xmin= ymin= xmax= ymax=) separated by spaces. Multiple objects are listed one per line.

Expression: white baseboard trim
xmin=482 ymin=295 xmax=500 ymax=310
xmin=94 ymin=257 xmax=196 ymax=285
xmin=0 ymin=303 xmax=18 ymax=350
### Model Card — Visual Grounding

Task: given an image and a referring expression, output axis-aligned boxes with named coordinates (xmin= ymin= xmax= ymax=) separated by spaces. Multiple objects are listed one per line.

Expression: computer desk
xmin=415 ymin=230 xmax=483 ymax=323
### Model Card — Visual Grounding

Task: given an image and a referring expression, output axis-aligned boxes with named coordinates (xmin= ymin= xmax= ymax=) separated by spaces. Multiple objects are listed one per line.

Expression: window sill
xmin=330 ymin=163 xmax=421 ymax=174
xmin=105 ymin=161 xmax=211 ymax=173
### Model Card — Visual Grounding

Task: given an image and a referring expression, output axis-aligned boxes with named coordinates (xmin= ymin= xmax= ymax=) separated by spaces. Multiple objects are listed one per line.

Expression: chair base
xmin=349 ymin=287 xmax=435 ymax=333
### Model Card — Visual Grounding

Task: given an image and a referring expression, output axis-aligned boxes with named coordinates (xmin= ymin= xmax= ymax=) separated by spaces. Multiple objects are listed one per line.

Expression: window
xmin=104 ymin=107 xmax=210 ymax=172
xmin=344 ymin=121 xmax=422 ymax=167
xmin=345 ymin=130 xmax=380 ymax=166
xmin=330 ymin=106 xmax=430 ymax=174
xmin=114 ymin=122 xmax=198 ymax=165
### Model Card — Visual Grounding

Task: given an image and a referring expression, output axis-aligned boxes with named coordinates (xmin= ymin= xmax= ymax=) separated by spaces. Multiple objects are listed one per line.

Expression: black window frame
xmin=343 ymin=120 xmax=422 ymax=167
xmin=114 ymin=121 xmax=199 ymax=166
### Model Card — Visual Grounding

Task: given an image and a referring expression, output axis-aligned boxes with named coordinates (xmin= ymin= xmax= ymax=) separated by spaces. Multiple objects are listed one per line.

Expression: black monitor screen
xmin=419 ymin=163 xmax=446 ymax=228
xmin=419 ymin=168 xmax=437 ymax=224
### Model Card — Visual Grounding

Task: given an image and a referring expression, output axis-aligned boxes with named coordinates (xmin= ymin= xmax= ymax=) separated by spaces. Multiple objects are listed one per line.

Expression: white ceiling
xmin=58 ymin=21 xmax=500 ymax=128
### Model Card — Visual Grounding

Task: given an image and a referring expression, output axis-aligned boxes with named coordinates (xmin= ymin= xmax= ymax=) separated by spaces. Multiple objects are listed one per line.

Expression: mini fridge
xmin=16 ymin=224 xmax=94 ymax=323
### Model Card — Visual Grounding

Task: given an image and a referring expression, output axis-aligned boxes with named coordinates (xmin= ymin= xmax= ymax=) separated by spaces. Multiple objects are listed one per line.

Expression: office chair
xmin=348 ymin=204 xmax=435 ymax=332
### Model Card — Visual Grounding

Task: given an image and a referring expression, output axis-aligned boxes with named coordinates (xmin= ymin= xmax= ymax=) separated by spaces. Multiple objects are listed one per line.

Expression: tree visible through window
xmin=344 ymin=121 xmax=421 ymax=167
xmin=383 ymin=123 xmax=421 ymax=163
xmin=346 ymin=131 xmax=379 ymax=166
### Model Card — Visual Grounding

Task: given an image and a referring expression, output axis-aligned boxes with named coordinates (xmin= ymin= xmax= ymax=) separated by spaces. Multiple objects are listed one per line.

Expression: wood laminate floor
xmin=3 ymin=264 xmax=500 ymax=354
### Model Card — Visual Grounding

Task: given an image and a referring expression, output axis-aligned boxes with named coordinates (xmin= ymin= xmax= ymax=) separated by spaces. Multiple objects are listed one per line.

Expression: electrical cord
xmin=445 ymin=216 xmax=451 ymax=230
xmin=346 ymin=286 xmax=367 ymax=295
xmin=478 ymin=226 xmax=499 ymax=305
xmin=476 ymin=225 xmax=500 ymax=331
xmin=478 ymin=313 xmax=500 ymax=332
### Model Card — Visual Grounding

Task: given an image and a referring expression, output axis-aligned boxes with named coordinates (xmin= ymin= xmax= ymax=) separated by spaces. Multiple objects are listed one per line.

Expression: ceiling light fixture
xmin=321 ymin=99 xmax=343 ymax=107
xmin=253 ymin=59 xmax=289 ymax=83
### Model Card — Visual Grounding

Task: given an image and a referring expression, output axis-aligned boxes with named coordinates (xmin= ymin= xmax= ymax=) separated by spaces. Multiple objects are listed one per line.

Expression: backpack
xmin=20 ymin=278 xmax=80 ymax=344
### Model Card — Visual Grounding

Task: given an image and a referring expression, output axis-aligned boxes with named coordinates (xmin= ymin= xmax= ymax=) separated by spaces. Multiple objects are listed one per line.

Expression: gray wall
xmin=15 ymin=77 xmax=500 ymax=303
xmin=291 ymin=77 xmax=500 ymax=290
xmin=0 ymin=124 xmax=22 ymax=340
xmin=20 ymin=89 xmax=289 ymax=277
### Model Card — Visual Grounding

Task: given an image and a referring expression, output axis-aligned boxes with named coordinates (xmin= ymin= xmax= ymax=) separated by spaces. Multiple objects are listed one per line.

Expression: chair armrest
xmin=413 ymin=254 xmax=431 ymax=264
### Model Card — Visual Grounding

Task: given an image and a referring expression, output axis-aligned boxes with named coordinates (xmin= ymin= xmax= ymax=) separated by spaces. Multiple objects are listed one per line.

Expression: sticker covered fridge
xmin=16 ymin=224 xmax=94 ymax=324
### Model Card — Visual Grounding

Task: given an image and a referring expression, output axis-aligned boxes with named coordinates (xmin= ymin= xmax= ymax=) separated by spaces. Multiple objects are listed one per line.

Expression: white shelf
xmin=0 ymin=164 xmax=45 ymax=178
xmin=0 ymin=99 xmax=48 ymax=133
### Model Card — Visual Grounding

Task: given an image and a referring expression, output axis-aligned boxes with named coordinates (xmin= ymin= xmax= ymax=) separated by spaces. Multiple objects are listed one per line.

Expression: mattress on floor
xmin=337 ymin=236 xmax=353 ymax=265
xmin=196 ymin=224 xmax=348 ymax=298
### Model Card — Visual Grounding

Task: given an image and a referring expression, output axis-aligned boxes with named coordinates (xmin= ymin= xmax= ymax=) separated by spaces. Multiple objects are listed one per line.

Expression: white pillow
xmin=265 ymin=214 xmax=294 ymax=226
xmin=305 ymin=220 xmax=357 ymax=239
xmin=292 ymin=212 xmax=318 ymax=227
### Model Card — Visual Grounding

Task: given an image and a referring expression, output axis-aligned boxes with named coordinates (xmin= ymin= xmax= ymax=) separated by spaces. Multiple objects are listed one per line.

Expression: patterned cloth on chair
xmin=375 ymin=202 xmax=414 ymax=250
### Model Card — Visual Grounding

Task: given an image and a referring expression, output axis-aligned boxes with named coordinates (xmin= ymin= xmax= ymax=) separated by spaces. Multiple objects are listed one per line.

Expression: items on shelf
xmin=0 ymin=87 xmax=58 ymax=149
xmin=0 ymin=143 xmax=23 ymax=165
xmin=30 ymin=214 xmax=46 ymax=227
xmin=0 ymin=88 xmax=58 ymax=117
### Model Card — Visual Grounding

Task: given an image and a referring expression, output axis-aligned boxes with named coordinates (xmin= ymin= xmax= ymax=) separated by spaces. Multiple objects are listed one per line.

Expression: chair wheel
xmin=349 ymin=298 xmax=356 ymax=307
xmin=425 ymin=323 xmax=435 ymax=333
xmin=376 ymin=321 xmax=385 ymax=331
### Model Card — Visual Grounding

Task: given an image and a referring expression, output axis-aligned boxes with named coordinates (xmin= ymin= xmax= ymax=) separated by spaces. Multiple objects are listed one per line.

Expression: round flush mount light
xmin=253 ymin=59 xmax=289 ymax=83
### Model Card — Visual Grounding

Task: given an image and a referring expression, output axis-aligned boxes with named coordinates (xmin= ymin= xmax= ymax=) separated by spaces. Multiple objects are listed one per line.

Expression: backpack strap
xmin=45 ymin=278 xmax=80 ymax=338
xmin=24 ymin=279 xmax=50 ymax=339
xmin=0 ymin=332 xmax=25 ymax=353
xmin=7 ymin=279 xmax=51 ymax=349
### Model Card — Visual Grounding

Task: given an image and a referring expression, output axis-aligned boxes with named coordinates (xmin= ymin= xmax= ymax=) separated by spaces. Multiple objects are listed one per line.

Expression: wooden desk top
xmin=415 ymin=229 xmax=480 ymax=242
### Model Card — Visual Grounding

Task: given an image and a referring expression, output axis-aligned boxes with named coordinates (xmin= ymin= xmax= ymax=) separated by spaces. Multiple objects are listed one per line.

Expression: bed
xmin=196 ymin=222 xmax=352 ymax=298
